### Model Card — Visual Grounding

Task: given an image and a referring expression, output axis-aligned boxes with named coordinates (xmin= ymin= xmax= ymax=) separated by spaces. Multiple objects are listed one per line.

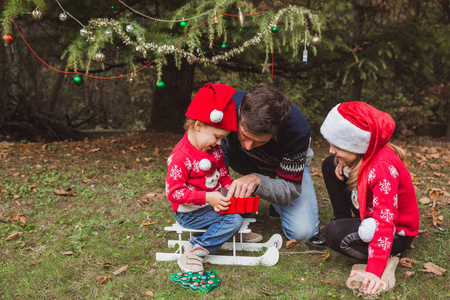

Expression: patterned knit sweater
xmin=166 ymin=133 xmax=233 ymax=212
xmin=363 ymin=147 xmax=419 ymax=277
xmin=222 ymin=91 xmax=313 ymax=206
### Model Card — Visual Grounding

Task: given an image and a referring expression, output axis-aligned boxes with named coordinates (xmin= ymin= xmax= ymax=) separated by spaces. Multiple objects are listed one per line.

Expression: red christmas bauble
xmin=2 ymin=34 xmax=14 ymax=45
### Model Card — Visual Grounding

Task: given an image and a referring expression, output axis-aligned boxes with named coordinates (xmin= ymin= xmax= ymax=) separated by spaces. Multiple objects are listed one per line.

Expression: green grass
xmin=0 ymin=134 xmax=448 ymax=299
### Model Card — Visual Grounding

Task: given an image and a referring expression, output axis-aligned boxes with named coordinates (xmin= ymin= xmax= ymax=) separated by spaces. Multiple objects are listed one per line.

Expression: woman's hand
xmin=335 ymin=162 xmax=345 ymax=181
xmin=205 ymin=191 xmax=231 ymax=212
xmin=349 ymin=270 xmax=387 ymax=295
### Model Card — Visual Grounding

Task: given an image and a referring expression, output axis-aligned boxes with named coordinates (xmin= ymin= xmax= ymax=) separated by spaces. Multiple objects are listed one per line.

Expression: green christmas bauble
xmin=179 ymin=21 xmax=187 ymax=29
xmin=271 ymin=26 xmax=278 ymax=33
xmin=221 ymin=43 xmax=227 ymax=49
xmin=73 ymin=75 xmax=84 ymax=85
xmin=156 ymin=81 xmax=166 ymax=90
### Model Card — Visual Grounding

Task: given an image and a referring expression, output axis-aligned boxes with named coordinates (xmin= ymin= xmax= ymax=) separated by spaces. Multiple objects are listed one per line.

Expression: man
xmin=222 ymin=83 xmax=325 ymax=249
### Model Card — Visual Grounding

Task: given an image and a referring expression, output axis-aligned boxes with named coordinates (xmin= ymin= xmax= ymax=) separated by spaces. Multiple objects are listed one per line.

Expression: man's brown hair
xmin=239 ymin=83 xmax=291 ymax=136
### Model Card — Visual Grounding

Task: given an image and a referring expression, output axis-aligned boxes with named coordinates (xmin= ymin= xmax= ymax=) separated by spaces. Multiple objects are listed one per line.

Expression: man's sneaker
xmin=231 ymin=232 xmax=263 ymax=243
xmin=191 ymin=244 xmax=209 ymax=257
xmin=177 ymin=244 xmax=204 ymax=272
xmin=269 ymin=204 xmax=280 ymax=219
xmin=306 ymin=234 xmax=327 ymax=250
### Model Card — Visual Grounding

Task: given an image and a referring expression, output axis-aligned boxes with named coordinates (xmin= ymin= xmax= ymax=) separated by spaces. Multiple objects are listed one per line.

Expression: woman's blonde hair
xmin=342 ymin=143 xmax=406 ymax=190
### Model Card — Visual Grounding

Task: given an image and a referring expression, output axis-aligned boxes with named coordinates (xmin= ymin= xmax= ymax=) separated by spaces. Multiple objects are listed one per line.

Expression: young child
xmin=320 ymin=102 xmax=419 ymax=297
xmin=166 ymin=82 xmax=244 ymax=272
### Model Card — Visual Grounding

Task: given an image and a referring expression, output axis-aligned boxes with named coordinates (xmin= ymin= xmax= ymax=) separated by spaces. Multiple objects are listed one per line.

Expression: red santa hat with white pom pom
xmin=185 ymin=82 xmax=237 ymax=132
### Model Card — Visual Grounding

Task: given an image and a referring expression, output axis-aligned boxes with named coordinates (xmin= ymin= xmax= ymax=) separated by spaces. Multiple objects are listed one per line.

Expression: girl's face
xmin=329 ymin=144 xmax=358 ymax=164
xmin=193 ymin=122 xmax=230 ymax=152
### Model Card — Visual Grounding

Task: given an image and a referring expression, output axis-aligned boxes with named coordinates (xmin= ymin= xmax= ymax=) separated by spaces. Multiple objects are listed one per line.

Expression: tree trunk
xmin=148 ymin=57 xmax=196 ymax=133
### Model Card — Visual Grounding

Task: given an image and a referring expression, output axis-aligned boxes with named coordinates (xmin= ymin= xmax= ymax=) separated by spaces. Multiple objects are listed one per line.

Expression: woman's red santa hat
xmin=320 ymin=101 xmax=395 ymax=221
xmin=185 ymin=82 xmax=237 ymax=132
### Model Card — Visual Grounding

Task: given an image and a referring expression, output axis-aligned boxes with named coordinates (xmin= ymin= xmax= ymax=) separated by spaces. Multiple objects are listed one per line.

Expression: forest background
xmin=0 ymin=0 xmax=448 ymax=142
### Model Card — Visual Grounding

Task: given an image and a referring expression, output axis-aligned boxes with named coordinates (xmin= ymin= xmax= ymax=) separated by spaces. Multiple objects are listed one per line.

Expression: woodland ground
xmin=0 ymin=131 xmax=448 ymax=299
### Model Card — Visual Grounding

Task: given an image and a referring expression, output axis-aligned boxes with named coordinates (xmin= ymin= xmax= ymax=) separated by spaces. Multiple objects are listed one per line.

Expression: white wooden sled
xmin=156 ymin=218 xmax=282 ymax=266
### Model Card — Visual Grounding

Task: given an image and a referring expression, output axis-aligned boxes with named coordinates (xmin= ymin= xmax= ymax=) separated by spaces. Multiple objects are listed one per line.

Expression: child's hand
xmin=335 ymin=162 xmax=344 ymax=181
xmin=206 ymin=191 xmax=231 ymax=212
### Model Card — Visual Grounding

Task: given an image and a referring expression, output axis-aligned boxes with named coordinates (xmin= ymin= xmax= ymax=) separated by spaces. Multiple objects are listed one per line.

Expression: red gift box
xmin=218 ymin=189 xmax=259 ymax=214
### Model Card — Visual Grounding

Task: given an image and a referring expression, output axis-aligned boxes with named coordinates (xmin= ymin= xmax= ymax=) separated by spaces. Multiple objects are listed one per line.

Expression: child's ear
xmin=194 ymin=120 xmax=204 ymax=131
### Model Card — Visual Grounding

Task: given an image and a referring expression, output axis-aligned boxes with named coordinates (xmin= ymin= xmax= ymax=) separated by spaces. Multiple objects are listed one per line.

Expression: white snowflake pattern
xmin=170 ymin=165 xmax=183 ymax=180
xmin=377 ymin=237 xmax=391 ymax=251
xmin=224 ymin=183 xmax=232 ymax=190
xmin=173 ymin=189 xmax=185 ymax=200
xmin=368 ymin=168 xmax=376 ymax=183
xmin=167 ymin=154 xmax=173 ymax=166
xmin=368 ymin=245 xmax=374 ymax=258
xmin=388 ymin=165 xmax=399 ymax=178
xmin=192 ymin=160 xmax=200 ymax=172
xmin=185 ymin=184 xmax=196 ymax=191
xmin=367 ymin=206 xmax=373 ymax=215
xmin=380 ymin=209 xmax=394 ymax=222
xmin=212 ymin=148 xmax=221 ymax=160
xmin=165 ymin=182 xmax=170 ymax=196
xmin=393 ymin=194 xmax=398 ymax=208
xmin=184 ymin=157 xmax=192 ymax=170
xmin=219 ymin=167 xmax=228 ymax=177
xmin=379 ymin=179 xmax=391 ymax=194
xmin=373 ymin=195 xmax=379 ymax=206
xmin=375 ymin=220 xmax=380 ymax=231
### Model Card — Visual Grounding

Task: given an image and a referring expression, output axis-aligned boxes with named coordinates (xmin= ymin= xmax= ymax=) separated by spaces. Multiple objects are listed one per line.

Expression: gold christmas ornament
xmin=31 ymin=8 xmax=43 ymax=21
xmin=94 ymin=52 xmax=105 ymax=62
xmin=238 ymin=8 xmax=245 ymax=29
xmin=311 ymin=35 xmax=322 ymax=47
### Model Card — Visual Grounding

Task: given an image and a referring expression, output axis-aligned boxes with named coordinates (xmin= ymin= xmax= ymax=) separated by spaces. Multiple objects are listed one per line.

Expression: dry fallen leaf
xmin=62 ymin=251 xmax=73 ymax=255
xmin=97 ymin=274 xmax=111 ymax=284
xmin=286 ymin=239 xmax=300 ymax=249
xmin=405 ymin=271 xmax=415 ymax=277
xmin=5 ymin=232 xmax=21 ymax=241
xmin=113 ymin=265 xmax=128 ymax=275
xmin=54 ymin=187 xmax=77 ymax=197
xmin=10 ymin=211 xmax=20 ymax=221
xmin=321 ymin=252 xmax=330 ymax=260
xmin=145 ymin=291 xmax=154 ymax=296
xmin=19 ymin=216 xmax=27 ymax=224
xmin=140 ymin=220 xmax=157 ymax=226
xmin=102 ymin=263 xmax=112 ymax=269
xmin=421 ymin=262 xmax=446 ymax=276
xmin=419 ymin=197 xmax=431 ymax=205
xmin=399 ymin=257 xmax=415 ymax=268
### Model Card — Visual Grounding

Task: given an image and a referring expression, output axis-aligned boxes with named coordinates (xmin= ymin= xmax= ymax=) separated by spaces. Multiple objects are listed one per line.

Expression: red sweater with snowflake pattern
xmin=165 ymin=133 xmax=233 ymax=212
xmin=363 ymin=147 xmax=419 ymax=277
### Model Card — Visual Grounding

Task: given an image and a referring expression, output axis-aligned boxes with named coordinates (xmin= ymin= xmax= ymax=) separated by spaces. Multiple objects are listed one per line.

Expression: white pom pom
xmin=210 ymin=109 xmax=223 ymax=123
xmin=358 ymin=217 xmax=377 ymax=243
xmin=199 ymin=159 xmax=212 ymax=171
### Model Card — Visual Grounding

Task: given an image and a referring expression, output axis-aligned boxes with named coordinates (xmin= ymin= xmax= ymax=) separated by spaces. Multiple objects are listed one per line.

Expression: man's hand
xmin=349 ymin=270 xmax=387 ymax=295
xmin=227 ymin=174 xmax=260 ymax=198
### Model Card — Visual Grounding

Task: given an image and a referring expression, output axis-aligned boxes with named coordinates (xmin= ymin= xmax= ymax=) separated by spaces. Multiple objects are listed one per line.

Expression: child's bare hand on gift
xmin=206 ymin=191 xmax=231 ymax=212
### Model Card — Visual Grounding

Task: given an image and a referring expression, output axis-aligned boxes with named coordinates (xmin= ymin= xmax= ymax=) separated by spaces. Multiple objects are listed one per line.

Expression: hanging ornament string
xmin=271 ymin=45 xmax=274 ymax=79
xmin=55 ymin=0 xmax=85 ymax=28
xmin=117 ymin=0 xmax=229 ymax=22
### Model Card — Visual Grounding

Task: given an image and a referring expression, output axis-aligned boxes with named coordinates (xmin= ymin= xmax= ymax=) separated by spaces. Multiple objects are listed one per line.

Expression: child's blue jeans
xmin=174 ymin=205 xmax=243 ymax=253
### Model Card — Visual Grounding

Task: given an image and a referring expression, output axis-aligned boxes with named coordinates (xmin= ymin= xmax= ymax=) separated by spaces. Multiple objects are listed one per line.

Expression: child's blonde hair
xmin=183 ymin=118 xmax=207 ymax=131
xmin=341 ymin=143 xmax=406 ymax=190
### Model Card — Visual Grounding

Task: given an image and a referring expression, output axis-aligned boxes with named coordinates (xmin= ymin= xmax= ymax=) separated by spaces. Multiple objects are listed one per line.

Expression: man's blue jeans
xmin=174 ymin=205 xmax=243 ymax=253
xmin=270 ymin=167 xmax=320 ymax=242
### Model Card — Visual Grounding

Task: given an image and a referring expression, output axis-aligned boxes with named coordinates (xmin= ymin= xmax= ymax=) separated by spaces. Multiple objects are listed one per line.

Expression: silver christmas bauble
xmin=311 ymin=35 xmax=322 ymax=47
xmin=94 ymin=52 xmax=105 ymax=62
xmin=31 ymin=9 xmax=43 ymax=21
xmin=126 ymin=24 xmax=133 ymax=33
xmin=80 ymin=28 xmax=88 ymax=37
xmin=59 ymin=13 xmax=68 ymax=21
xmin=186 ymin=55 xmax=196 ymax=65
xmin=105 ymin=29 xmax=112 ymax=37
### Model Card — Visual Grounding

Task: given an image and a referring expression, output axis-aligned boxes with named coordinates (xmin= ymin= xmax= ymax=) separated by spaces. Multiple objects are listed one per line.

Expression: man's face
xmin=237 ymin=118 xmax=274 ymax=151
